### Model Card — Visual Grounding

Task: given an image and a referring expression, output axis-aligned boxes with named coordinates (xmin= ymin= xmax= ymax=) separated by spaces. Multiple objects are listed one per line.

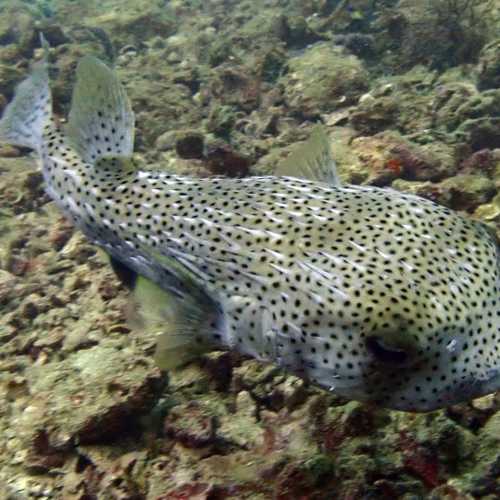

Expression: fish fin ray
xmin=67 ymin=56 xmax=134 ymax=164
xmin=130 ymin=276 xmax=220 ymax=370
xmin=276 ymin=125 xmax=340 ymax=186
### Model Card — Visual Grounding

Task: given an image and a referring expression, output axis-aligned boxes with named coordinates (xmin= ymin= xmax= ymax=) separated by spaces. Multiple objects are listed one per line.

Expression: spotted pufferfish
xmin=0 ymin=41 xmax=498 ymax=412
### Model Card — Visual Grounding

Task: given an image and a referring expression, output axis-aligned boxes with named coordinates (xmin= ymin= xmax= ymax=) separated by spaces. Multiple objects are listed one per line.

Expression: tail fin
xmin=0 ymin=36 xmax=51 ymax=152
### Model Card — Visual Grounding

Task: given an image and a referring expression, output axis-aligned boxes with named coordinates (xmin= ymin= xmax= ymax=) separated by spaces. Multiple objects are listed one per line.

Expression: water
xmin=0 ymin=0 xmax=498 ymax=498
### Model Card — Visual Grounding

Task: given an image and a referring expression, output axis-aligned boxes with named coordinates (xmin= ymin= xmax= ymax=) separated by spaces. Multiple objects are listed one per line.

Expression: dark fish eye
xmin=366 ymin=336 xmax=408 ymax=364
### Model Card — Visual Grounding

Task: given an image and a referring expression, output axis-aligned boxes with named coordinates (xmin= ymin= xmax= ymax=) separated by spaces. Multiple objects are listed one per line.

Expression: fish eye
xmin=366 ymin=336 xmax=408 ymax=364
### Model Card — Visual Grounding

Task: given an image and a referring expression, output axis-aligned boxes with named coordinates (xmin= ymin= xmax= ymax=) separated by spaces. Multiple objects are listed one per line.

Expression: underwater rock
xmin=155 ymin=130 xmax=177 ymax=152
xmin=390 ymin=140 xmax=457 ymax=182
xmin=97 ymin=7 xmax=177 ymax=48
xmin=217 ymin=391 xmax=265 ymax=449
xmin=258 ymin=47 xmax=287 ymax=84
xmin=350 ymin=95 xmax=399 ymax=135
xmin=282 ymin=43 xmax=369 ymax=119
xmin=272 ymin=14 xmax=324 ymax=48
xmin=438 ymin=174 xmax=496 ymax=212
xmin=0 ymin=64 xmax=24 ymax=99
xmin=0 ymin=269 xmax=16 ymax=306
xmin=60 ymin=448 xmax=147 ymax=499
xmin=232 ymin=360 xmax=280 ymax=392
xmin=0 ymin=158 xmax=47 ymax=214
xmin=39 ymin=24 xmax=70 ymax=47
xmin=434 ymin=87 xmax=500 ymax=150
xmin=347 ymin=132 xmax=456 ymax=186
xmin=0 ymin=4 xmax=36 ymax=56
xmin=474 ymin=193 xmax=500 ymax=227
xmin=456 ymin=89 xmax=500 ymax=127
xmin=200 ymin=351 xmax=234 ymax=393
xmin=0 ymin=144 xmax=20 ymax=158
xmin=393 ymin=173 xmax=496 ymax=213
xmin=156 ymin=482 xmax=215 ymax=500
xmin=210 ymin=65 xmax=261 ymax=113
xmin=204 ymin=139 xmax=251 ymax=177
xmin=48 ymin=217 xmax=74 ymax=252
xmin=206 ymin=37 xmax=234 ymax=68
xmin=457 ymin=117 xmax=500 ymax=151
xmin=24 ymin=429 xmax=68 ymax=474
xmin=274 ymin=457 xmax=337 ymax=500
xmin=175 ymin=130 xmax=205 ymax=160
xmin=60 ymin=231 xmax=96 ymax=263
xmin=268 ymin=376 xmax=308 ymax=412
xmin=125 ymin=64 xmax=202 ymax=149
xmin=164 ymin=400 xmax=218 ymax=449
xmin=369 ymin=65 xmax=437 ymax=136
xmin=377 ymin=0 xmax=493 ymax=71
xmin=480 ymin=411 xmax=500 ymax=446
xmin=459 ymin=148 xmax=500 ymax=177
xmin=332 ymin=33 xmax=376 ymax=59
xmin=0 ymin=44 xmax=22 ymax=67
xmin=16 ymin=345 xmax=164 ymax=450
xmin=432 ymin=82 xmax=479 ymax=131
xmin=207 ymin=104 xmax=238 ymax=138
xmin=477 ymin=39 xmax=500 ymax=90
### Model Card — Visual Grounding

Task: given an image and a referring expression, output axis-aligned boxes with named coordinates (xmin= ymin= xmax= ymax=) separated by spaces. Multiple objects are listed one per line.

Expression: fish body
xmin=1 ymin=46 xmax=498 ymax=411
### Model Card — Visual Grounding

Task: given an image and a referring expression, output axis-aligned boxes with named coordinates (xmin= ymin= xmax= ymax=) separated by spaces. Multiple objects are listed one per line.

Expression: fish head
xmin=317 ymin=259 xmax=500 ymax=412
xmin=311 ymin=304 xmax=500 ymax=412
xmin=298 ymin=215 xmax=500 ymax=412
xmin=354 ymin=318 xmax=500 ymax=411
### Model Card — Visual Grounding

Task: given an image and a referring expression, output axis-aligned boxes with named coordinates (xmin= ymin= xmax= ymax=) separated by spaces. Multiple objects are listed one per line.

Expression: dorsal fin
xmin=66 ymin=56 xmax=134 ymax=165
xmin=276 ymin=125 xmax=340 ymax=186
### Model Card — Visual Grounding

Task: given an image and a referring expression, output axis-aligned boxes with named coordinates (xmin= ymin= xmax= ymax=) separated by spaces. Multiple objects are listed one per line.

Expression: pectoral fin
xmin=132 ymin=276 xmax=221 ymax=370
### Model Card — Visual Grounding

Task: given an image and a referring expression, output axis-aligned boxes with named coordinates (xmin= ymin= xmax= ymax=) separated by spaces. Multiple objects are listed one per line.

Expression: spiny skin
xmin=40 ymin=123 xmax=500 ymax=411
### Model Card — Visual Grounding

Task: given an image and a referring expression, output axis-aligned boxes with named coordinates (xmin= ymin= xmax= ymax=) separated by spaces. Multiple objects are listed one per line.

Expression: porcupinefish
xmin=0 ymin=42 xmax=498 ymax=412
